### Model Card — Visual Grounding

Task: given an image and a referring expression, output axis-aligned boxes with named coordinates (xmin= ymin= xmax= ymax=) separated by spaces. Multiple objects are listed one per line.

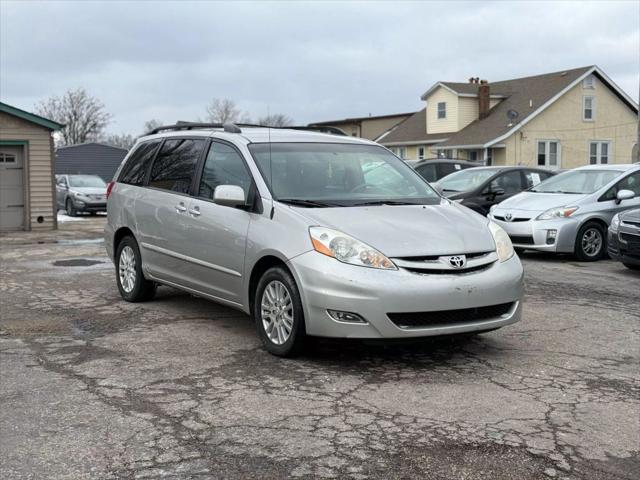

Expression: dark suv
xmin=406 ymin=158 xmax=477 ymax=183
xmin=608 ymin=208 xmax=640 ymax=270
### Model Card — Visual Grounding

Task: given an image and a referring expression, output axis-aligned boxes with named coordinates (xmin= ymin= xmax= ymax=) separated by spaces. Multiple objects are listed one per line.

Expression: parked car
xmin=406 ymin=158 xmax=477 ymax=183
xmin=105 ymin=123 xmax=524 ymax=357
xmin=432 ymin=166 xmax=556 ymax=216
xmin=490 ymin=164 xmax=640 ymax=261
xmin=56 ymin=174 xmax=108 ymax=216
xmin=607 ymin=208 xmax=640 ymax=270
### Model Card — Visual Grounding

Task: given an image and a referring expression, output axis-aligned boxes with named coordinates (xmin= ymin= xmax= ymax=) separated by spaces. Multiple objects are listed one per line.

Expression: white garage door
xmin=0 ymin=147 xmax=25 ymax=231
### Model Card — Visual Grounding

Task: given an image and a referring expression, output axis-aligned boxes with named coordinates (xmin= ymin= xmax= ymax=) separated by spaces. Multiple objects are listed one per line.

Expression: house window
xmin=583 ymin=75 xmax=595 ymax=89
xmin=438 ymin=149 xmax=452 ymax=159
xmin=589 ymin=141 xmax=611 ymax=164
xmin=418 ymin=146 xmax=425 ymax=160
xmin=398 ymin=147 xmax=407 ymax=159
xmin=468 ymin=150 xmax=478 ymax=162
xmin=437 ymin=102 xmax=446 ymax=119
xmin=583 ymin=96 xmax=595 ymax=121
xmin=537 ymin=141 xmax=560 ymax=169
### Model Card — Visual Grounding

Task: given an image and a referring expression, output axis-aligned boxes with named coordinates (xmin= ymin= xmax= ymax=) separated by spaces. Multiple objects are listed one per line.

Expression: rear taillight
xmin=106 ymin=181 xmax=115 ymax=199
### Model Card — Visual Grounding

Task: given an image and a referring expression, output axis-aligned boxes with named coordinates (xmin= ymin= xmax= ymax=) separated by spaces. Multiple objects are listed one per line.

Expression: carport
xmin=0 ymin=102 xmax=63 ymax=231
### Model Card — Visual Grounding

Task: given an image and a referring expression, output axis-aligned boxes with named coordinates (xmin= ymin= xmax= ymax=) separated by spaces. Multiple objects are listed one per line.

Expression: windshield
xmin=530 ymin=169 xmax=621 ymax=194
xmin=68 ymin=175 xmax=107 ymax=188
xmin=248 ymin=143 xmax=440 ymax=206
xmin=436 ymin=168 xmax=496 ymax=192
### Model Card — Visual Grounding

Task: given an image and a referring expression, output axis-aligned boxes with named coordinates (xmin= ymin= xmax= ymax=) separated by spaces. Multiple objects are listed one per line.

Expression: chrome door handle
xmin=188 ymin=206 xmax=201 ymax=217
xmin=175 ymin=203 xmax=187 ymax=213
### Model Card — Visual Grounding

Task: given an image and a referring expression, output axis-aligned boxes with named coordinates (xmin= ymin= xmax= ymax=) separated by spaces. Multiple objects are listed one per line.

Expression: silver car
xmin=105 ymin=124 xmax=524 ymax=356
xmin=489 ymin=164 xmax=640 ymax=261
xmin=56 ymin=174 xmax=108 ymax=216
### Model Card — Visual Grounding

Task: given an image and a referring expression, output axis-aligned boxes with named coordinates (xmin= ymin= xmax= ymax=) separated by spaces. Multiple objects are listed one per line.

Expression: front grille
xmin=388 ymin=302 xmax=514 ymax=329
xmin=402 ymin=263 xmax=493 ymax=275
xmin=620 ymin=232 xmax=640 ymax=244
xmin=395 ymin=251 xmax=491 ymax=262
xmin=509 ymin=235 xmax=534 ymax=245
xmin=493 ymin=216 xmax=530 ymax=222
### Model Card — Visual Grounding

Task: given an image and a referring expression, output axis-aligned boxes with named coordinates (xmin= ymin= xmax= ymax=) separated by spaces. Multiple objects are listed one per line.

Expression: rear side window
xmin=416 ymin=163 xmax=437 ymax=182
xmin=119 ymin=140 xmax=161 ymax=185
xmin=198 ymin=142 xmax=253 ymax=199
xmin=439 ymin=163 xmax=461 ymax=178
xmin=149 ymin=138 xmax=205 ymax=194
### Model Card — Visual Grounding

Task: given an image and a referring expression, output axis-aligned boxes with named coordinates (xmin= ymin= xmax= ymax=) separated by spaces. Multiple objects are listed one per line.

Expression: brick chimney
xmin=478 ymin=79 xmax=490 ymax=119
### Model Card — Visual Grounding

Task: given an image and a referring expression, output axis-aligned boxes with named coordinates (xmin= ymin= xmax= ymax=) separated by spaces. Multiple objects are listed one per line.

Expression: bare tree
xmin=258 ymin=113 xmax=294 ymax=127
xmin=205 ymin=98 xmax=250 ymax=124
xmin=102 ymin=133 xmax=136 ymax=150
xmin=35 ymin=87 xmax=112 ymax=146
xmin=143 ymin=119 xmax=163 ymax=133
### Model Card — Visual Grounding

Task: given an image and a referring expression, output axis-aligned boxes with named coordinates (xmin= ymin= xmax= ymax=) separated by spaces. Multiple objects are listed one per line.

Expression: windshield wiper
xmin=442 ymin=188 xmax=460 ymax=192
xmin=277 ymin=198 xmax=336 ymax=208
xmin=352 ymin=200 xmax=419 ymax=206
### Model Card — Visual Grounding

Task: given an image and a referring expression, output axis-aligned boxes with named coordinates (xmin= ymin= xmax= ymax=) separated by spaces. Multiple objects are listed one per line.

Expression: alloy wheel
xmin=118 ymin=246 xmax=136 ymax=293
xmin=260 ymin=280 xmax=294 ymax=345
xmin=581 ymin=228 xmax=602 ymax=257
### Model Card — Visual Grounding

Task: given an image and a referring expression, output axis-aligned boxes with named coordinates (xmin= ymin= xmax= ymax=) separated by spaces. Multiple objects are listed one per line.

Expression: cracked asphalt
xmin=1 ymin=217 xmax=638 ymax=480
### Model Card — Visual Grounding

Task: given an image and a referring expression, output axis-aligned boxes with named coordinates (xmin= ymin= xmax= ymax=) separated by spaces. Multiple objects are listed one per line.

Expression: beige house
xmin=309 ymin=112 xmax=413 ymax=140
xmin=379 ymin=66 xmax=639 ymax=168
xmin=0 ymin=102 xmax=63 ymax=231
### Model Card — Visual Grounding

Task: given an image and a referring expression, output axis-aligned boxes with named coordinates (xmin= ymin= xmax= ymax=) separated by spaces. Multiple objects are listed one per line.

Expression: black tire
xmin=253 ymin=266 xmax=306 ymax=357
xmin=115 ymin=235 xmax=156 ymax=302
xmin=623 ymin=263 xmax=640 ymax=271
xmin=574 ymin=222 xmax=606 ymax=262
xmin=65 ymin=198 xmax=77 ymax=217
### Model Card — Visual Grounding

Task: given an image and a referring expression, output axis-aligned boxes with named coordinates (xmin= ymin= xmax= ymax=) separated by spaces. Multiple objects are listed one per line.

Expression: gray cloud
xmin=1 ymin=0 xmax=638 ymax=135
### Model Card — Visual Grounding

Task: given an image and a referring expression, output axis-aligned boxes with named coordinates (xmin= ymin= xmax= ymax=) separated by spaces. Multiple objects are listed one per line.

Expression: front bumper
xmin=608 ymin=227 xmax=640 ymax=266
xmin=490 ymin=213 xmax=579 ymax=253
xmin=288 ymin=251 xmax=524 ymax=339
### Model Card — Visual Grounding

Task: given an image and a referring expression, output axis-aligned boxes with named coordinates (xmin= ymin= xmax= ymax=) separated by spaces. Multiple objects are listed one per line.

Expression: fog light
xmin=546 ymin=229 xmax=557 ymax=245
xmin=327 ymin=309 xmax=367 ymax=324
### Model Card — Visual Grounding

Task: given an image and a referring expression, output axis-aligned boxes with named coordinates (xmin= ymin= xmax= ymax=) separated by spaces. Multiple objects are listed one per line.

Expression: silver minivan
xmin=105 ymin=124 xmax=524 ymax=356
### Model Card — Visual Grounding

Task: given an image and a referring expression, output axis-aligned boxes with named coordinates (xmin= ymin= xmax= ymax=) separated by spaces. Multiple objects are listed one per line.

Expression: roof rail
xmin=146 ymin=122 xmax=347 ymax=137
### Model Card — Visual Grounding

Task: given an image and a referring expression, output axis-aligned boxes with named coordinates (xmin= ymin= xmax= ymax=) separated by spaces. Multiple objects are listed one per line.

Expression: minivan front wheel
xmin=254 ymin=267 xmax=306 ymax=357
xmin=115 ymin=236 xmax=156 ymax=302
xmin=574 ymin=222 xmax=605 ymax=261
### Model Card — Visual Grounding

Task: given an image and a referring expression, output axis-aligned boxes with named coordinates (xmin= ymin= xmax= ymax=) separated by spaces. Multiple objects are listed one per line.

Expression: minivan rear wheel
xmin=253 ymin=266 xmax=306 ymax=357
xmin=115 ymin=235 xmax=156 ymax=302
xmin=574 ymin=222 xmax=605 ymax=261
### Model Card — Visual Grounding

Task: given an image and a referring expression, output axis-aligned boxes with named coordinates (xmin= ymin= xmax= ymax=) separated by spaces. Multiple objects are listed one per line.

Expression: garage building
xmin=0 ymin=102 xmax=63 ymax=231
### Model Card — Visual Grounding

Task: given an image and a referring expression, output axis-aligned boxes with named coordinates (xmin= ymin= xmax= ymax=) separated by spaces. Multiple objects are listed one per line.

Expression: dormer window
xmin=437 ymin=102 xmax=446 ymax=119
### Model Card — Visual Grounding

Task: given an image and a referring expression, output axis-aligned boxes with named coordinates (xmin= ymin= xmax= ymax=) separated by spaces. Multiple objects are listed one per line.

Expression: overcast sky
xmin=1 ymin=0 xmax=638 ymax=135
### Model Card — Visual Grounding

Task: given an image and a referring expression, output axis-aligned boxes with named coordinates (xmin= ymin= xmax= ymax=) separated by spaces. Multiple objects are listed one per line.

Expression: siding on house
xmin=426 ymin=87 xmax=459 ymax=134
xmin=0 ymin=111 xmax=56 ymax=230
xmin=56 ymin=143 xmax=129 ymax=181
xmin=502 ymin=76 xmax=638 ymax=168
xmin=457 ymin=97 xmax=501 ymax=131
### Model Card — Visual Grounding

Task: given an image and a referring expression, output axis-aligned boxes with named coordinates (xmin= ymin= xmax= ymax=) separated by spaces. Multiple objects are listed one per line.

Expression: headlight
xmin=309 ymin=227 xmax=397 ymax=270
xmin=489 ymin=204 xmax=498 ymax=214
xmin=73 ymin=191 xmax=86 ymax=198
xmin=537 ymin=206 xmax=578 ymax=220
xmin=488 ymin=222 xmax=514 ymax=262
xmin=610 ymin=214 xmax=621 ymax=231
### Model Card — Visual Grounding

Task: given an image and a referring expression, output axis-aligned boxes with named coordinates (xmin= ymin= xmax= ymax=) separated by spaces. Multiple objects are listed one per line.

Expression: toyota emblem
xmin=448 ymin=255 xmax=466 ymax=268
xmin=505 ymin=212 xmax=513 ymax=222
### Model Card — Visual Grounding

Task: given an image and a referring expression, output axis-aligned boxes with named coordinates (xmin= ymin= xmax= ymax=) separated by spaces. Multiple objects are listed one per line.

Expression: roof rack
xmin=146 ymin=122 xmax=346 ymax=136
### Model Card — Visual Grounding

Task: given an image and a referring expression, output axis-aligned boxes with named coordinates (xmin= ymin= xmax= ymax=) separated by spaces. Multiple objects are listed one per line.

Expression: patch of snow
xmin=57 ymin=213 xmax=84 ymax=222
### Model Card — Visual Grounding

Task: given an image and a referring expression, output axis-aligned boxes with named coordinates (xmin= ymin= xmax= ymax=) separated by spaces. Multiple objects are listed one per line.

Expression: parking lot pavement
xmin=0 ymin=217 xmax=638 ymax=480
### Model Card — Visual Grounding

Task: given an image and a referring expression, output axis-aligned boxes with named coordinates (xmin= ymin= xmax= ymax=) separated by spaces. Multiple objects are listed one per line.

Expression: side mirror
xmin=492 ymin=187 xmax=506 ymax=197
xmin=615 ymin=189 xmax=635 ymax=204
xmin=214 ymin=185 xmax=246 ymax=208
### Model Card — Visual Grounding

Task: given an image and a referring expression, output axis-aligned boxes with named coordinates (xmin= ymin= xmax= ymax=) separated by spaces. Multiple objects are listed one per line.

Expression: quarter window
xmin=537 ymin=141 xmax=560 ymax=169
xmin=589 ymin=141 xmax=610 ymax=164
xmin=198 ymin=142 xmax=253 ymax=199
xmin=119 ymin=140 xmax=161 ymax=186
xmin=583 ymin=96 xmax=595 ymax=121
xmin=437 ymin=102 xmax=446 ymax=119
xmin=149 ymin=138 xmax=205 ymax=193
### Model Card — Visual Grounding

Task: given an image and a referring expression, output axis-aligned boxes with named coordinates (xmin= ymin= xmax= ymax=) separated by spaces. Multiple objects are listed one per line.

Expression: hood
xmin=71 ymin=187 xmax=107 ymax=195
xmin=621 ymin=208 xmax=640 ymax=222
xmin=442 ymin=190 xmax=470 ymax=200
xmin=289 ymin=202 xmax=495 ymax=257
xmin=494 ymin=191 xmax=585 ymax=213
